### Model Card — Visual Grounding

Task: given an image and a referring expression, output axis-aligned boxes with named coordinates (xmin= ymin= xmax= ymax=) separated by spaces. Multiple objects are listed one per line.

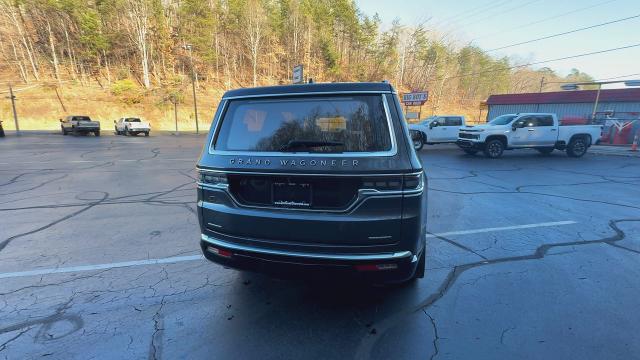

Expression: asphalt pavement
xmin=1 ymin=134 xmax=639 ymax=359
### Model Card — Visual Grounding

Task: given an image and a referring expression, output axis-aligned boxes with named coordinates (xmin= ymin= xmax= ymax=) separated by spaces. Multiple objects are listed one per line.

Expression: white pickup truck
xmin=114 ymin=117 xmax=151 ymax=136
xmin=457 ymin=113 xmax=602 ymax=158
xmin=408 ymin=115 xmax=466 ymax=150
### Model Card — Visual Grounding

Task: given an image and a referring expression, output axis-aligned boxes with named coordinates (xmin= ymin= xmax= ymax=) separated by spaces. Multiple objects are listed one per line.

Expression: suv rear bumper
xmin=200 ymin=234 xmax=420 ymax=283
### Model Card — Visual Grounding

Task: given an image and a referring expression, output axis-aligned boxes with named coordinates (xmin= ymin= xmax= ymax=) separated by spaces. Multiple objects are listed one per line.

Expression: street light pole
xmin=184 ymin=44 xmax=199 ymax=134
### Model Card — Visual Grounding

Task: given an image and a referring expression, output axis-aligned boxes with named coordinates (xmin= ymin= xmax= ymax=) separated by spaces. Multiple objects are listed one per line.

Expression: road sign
xmin=402 ymin=91 xmax=428 ymax=105
xmin=293 ymin=65 xmax=304 ymax=84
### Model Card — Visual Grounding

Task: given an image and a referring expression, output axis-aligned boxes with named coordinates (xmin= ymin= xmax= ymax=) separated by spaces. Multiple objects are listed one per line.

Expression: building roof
xmin=222 ymin=82 xmax=395 ymax=98
xmin=487 ymin=88 xmax=640 ymax=105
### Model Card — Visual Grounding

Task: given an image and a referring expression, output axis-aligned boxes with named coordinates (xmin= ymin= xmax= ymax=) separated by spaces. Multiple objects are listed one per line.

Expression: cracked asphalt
xmin=1 ymin=135 xmax=639 ymax=360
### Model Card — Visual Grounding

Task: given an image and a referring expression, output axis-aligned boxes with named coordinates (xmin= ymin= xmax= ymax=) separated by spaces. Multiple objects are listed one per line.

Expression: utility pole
xmin=183 ymin=44 xmax=199 ymax=134
xmin=8 ymin=84 xmax=20 ymax=135
xmin=171 ymin=94 xmax=179 ymax=134
xmin=591 ymin=83 xmax=602 ymax=120
xmin=538 ymin=76 xmax=545 ymax=92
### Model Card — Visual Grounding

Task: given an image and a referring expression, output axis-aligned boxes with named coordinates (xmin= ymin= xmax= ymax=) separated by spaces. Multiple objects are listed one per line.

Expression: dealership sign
xmin=402 ymin=91 xmax=428 ymax=106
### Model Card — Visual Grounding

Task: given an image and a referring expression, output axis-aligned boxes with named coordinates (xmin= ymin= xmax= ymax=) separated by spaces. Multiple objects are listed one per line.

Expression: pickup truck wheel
xmin=72 ymin=127 xmax=78 ymax=136
xmin=94 ymin=130 xmax=100 ymax=137
xmin=144 ymin=132 xmax=149 ymax=137
xmin=463 ymin=149 xmax=478 ymax=155
xmin=413 ymin=137 xmax=424 ymax=151
xmin=567 ymin=137 xmax=588 ymax=157
xmin=124 ymin=128 xmax=129 ymax=136
xmin=483 ymin=139 xmax=504 ymax=158
xmin=62 ymin=127 xmax=67 ymax=135
xmin=536 ymin=147 xmax=554 ymax=155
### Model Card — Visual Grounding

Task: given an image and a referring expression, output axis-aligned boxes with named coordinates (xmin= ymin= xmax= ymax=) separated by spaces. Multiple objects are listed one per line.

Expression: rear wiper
xmin=279 ymin=140 xmax=344 ymax=152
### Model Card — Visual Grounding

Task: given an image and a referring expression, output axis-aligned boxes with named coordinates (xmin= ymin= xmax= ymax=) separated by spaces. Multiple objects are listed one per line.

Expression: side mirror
xmin=59 ymin=118 xmax=63 ymax=122
xmin=429 ymin=122 xmax=437 ymax=129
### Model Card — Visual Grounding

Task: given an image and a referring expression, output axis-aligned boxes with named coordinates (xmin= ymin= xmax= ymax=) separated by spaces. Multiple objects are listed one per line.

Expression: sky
xmin=355 ymin=0 xmax=639 ymax=89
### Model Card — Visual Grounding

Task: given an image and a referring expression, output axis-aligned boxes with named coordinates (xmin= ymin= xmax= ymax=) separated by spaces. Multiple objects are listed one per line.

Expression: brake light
xmin=198 ymin=171 xmax=228 ymax=185
xmin=355 ymin=263 xmax=398 ymax=272
xmin=402 ymin=173 xmax=423 ymax=190
xmin=207 ymin=246 xmax=232 ymax=258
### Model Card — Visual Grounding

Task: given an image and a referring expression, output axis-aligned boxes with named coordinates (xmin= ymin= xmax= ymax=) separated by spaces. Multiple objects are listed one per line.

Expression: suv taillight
xmin=402 ymin=173 xmax=423 ymax=190
xmin=198 ymin=171 xmax=227 ymax=185
xmin=361 ymin=173 xmax=423 ymax=192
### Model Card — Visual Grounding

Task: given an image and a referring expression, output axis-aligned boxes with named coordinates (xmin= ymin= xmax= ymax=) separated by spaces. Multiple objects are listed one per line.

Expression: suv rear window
xmin=213 ymin=95 xmax=392 ymax=153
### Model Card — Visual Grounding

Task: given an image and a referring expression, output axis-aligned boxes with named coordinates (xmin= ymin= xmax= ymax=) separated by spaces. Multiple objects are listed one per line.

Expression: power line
xmin=543 ymin=73 xmax=640 ymax=84
xmin=446 ymin=43 xmax=640 ymax=79
xmin=470 ymin=0 xmax=619 ymax=42
xmin=486 ymin=14 xmax=640 ymax=52
xmin=444 ymin=0 xmax=513 ymax=23
xmin=460 ymin=0 xmax=544 ymax=29
xmin=439 ymin=0 xmax=507 ymax=22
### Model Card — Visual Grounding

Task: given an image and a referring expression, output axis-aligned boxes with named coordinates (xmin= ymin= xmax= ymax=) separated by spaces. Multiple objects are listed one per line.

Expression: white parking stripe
xmin=0 ymin=158 xmax=194 ymax=165
xmin=0 ymin=220 xmax=578 ymax=280
xmin=0 ymin=255 xmax=204 ymax=279
xmin=425 ymin=220 xmax=577 ymax=238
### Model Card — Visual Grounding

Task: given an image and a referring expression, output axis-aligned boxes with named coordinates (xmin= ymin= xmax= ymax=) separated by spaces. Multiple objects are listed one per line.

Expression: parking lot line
xmin=0 ymin=255 xmax=205 ymax=279
xmin=425 ymin=220 xmax=577 ymax=238
xmin=0 ymin=158 xmax=194 ymax=165
xmin=0 ymin=220 xmax=577 ymax=280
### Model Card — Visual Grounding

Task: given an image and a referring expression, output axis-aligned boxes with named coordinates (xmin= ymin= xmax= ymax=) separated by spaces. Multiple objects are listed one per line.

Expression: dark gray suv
xmin=197 ymin=82 xmax=427 ymax=283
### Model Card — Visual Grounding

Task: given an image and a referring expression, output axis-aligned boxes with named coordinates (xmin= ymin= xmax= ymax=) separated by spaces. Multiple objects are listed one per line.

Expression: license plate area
xmin=272 ymin=181 xmax=312 ymax=208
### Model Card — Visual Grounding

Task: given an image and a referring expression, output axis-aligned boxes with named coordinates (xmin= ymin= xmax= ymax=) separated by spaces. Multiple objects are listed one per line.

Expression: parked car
xmin=60 ymin=115 xmax=100 ymax=136
xmin=114 ymin=117 xmax=150 ymax=136
xmin=457 ymin=113 xmax=603 ymax=158
xmin=0 ymin=120 xmax=4 ymax=137
xmin=408 ymin=115 xmax=466 ymax=150
xmin=196 ymin=82 xmax=427 ymax=284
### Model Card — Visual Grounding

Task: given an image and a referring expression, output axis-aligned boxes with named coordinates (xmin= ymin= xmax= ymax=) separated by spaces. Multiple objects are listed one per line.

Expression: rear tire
xmin=94 ymin=130 xmax=100 ymax=137
xmin=62 ymin=127 xmax=67 ymax=135
xmin=566 ymin=136 xmax=588 ymax=158
xmin=483 ymin=139 xmax=504 ymax=158
xmin=144 ymin=132 xmax=149 ymax=137
xmin=536 ymin=147 xmax=554 ymax=155
xmin=463 ymin=149 xmax=478 ymax=155
xmin=124 ymin=128 xmax=129 ymax=136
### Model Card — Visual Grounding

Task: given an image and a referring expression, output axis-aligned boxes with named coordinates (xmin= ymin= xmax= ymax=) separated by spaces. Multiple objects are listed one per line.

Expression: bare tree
xmin=125 ymin=0 xmax=151 ymax=88
xmin=243 ymin=0 xmax=266 ymax=87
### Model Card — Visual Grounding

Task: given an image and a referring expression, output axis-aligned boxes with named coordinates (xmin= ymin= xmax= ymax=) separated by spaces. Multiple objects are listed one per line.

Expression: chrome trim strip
xmin=208 ymin=94 xmax=398 ymax=157
xmin=197 ymin=168 xmax=422 ymax=177
xmin=201 ymin=234 xmax=412 ymax=261
xmin=222 ymin=90 xmax=394 ymax=100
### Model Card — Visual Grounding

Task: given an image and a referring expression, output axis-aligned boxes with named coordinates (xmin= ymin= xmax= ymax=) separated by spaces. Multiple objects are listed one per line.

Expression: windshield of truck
xmin=489 ymin=114 xmax=517 ymax=125
xmin=213 ymin=95 xmax=392 ymax=153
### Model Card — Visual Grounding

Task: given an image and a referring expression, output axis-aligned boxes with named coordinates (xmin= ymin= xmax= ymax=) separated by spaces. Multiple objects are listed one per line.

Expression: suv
xmin=196 ymin=82 xmax=427 ymax=283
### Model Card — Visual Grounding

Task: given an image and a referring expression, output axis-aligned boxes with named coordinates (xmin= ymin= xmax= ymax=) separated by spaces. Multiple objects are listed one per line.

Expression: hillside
xmin=0 ymin=0 xmax=594 ymax=130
